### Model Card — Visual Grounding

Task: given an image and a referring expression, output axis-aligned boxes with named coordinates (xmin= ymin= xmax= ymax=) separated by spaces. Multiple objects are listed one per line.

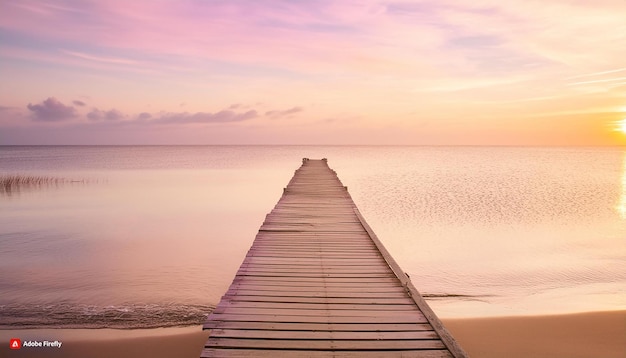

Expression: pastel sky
xmin=1 ymin=0 xmax=626 ymax=145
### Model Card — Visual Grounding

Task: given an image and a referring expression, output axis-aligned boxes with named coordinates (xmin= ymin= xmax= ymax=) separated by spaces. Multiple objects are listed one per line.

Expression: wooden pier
xmin=202 ymin=159 xmax=467 ymax=357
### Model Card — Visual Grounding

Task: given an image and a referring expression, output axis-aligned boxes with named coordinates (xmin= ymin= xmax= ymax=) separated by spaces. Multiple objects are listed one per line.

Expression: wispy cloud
xmin=150 ymin=110 xmax=258 ymax=124
xmin=566 ymin=67 xmax=626 ymax=80
xmin=568 ymin=77 xmax=626 ymax=86
xmin=13 ymin=1 xmax=87 ymax=16
xmin=265 ymin=106 xmax=303 ymax=119
xmin=62 ymin=50 xmax=142 ymax=66
xmin=87 ymin=108 xmax=124 ymax=121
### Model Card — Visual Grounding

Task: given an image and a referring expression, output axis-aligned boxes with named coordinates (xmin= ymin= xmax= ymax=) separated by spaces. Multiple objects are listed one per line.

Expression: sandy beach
xmin=1 ymin=311 xmax=624 ymax=357
xmin=444 ymin=311 xmax=626 ymax=358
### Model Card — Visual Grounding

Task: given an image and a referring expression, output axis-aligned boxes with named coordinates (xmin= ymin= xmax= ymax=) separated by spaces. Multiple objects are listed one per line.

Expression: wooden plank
xmin=248 ymin=248 xmax=380 ymax=253
xmin=249 ymin=245 xmax=377 ymax=250
xmin=229 ymin=281 xmax=403 ymax=289
xmin=245 ymin=254 xmax=383 ymax=259
xmin=256 ymin=231 xmax=369 ymax=236
xmin=225 ymin=288 xmax=406 ymax=296
xmin=259 ymin=229 xmax=369 ymax=233
xmin=239 ymin=262 xmax=387 ymax=268
xmin=242 ymin=256 xmax=386 ymax=262
xmin=216 ymin=301 xmax=418 ymax=311
xmin=211 ymin=307 xmax=426 ymax=317
xmin=251 ymin=241 xmax=377 ymax=246
xmin=240 ymin=260 xmax=387 ymax=267
xmin=204 ymin=321 xmax=433 ymax=332
xmin=205 ymin=338 xmax=446 ymax=350
xmin=219 ymin=295 xmax=415 ymax=305
xmin=253 ymin=239 xmax=373 ymax=243
xmin=207 ymin=313 xmax=427 ymax=324
xmin=236 ymin=268 xmax=393 ymax=274
xmin=254 ymin=237 xmax=372 ymax=240
xmin=252 ymin=240 xmax=373 ymax=245
xmin=239 ymin=263 xmax=390 ymax=269
xmin=231 ymin=276 xmax=400 ymax=283
xmin=225 ymin=289 xmax=407 ymax=298
xmin=226 ymin=285 xmax=404 ymax=293
xmin=249 ymin=245 xmax=374 ymax=249
xmin=209 ymin=329 xmax=438 ymax=340
xmin=234 ymin=275 xmax=397 ymax=280
xmin=234 ymin=277 xmax=398 ymax=284
xmin=240 ymin=263 xmax=389 ymax=269
xmin=240 ymin=263 xmax=388 ymax=268
xmin=202 ymin=349 xmax=453 ymax=358
xmin=252 ymin=242 xmax=374 ymax=246
xmin=238 ymin=266 xmax=388 ymax=271
xmin=232 ymin=277 xmax=402 ymax=284
xmin=247 ymin=255 xmax=380 ymax=262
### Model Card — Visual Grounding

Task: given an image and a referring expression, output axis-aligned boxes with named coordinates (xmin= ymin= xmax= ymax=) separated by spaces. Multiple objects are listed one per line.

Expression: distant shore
xmin=1 ymin=311 xmax=624 ymax=358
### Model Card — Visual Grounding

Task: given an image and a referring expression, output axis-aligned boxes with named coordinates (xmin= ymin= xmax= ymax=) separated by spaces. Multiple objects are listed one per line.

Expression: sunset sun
xmin=617 ymin=119 xmax=626 ymax=134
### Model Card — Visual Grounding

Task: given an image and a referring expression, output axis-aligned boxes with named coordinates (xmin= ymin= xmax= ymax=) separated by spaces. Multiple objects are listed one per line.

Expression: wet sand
xmin=444 ymin=311 xmax=626 ymax=358
xmin=1 ymin=311 xmax=624 ymax=357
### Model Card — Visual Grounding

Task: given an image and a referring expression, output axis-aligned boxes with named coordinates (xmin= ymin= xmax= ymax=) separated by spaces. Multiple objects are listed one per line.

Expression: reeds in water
xmin=1 ymin=175 xmax=86 ymax=195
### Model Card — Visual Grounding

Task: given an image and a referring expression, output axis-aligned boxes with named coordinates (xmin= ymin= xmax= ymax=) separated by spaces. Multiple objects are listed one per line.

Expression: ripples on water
xmin=0 ymin=146 xmax=624 ymax=327
xmin=349 ymin=147 xmax=619 ymax=225
xmin=337 ymin=147 xmax=626 ymax=316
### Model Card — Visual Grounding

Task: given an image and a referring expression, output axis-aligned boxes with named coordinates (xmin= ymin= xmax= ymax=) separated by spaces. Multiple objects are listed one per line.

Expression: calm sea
xmin=0 ymin=146 xmax=624 ymax=329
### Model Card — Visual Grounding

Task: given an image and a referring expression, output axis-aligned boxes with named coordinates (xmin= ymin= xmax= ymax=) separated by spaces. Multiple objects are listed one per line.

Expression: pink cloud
xmin=87 ymin=108 xmax=124 ymax=121
xmin=265 ymin=106 xmax=303 ymax=119
xmin=149 ymin=110 xmax=258 ymax=124
xmin=27 ymin=97 xmax=76 ymax=121
xmin=137 ymin=112 xmax=152 ymax=120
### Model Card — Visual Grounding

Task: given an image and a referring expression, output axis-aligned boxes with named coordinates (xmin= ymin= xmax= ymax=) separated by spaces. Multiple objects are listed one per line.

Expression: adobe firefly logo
xmin=10 ymin=338 xmax=21 ymax=350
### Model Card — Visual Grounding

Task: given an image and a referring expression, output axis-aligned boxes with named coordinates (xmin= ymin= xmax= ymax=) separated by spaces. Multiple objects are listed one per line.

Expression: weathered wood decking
xmin=202 ymin=159 xmax=467 ymax=357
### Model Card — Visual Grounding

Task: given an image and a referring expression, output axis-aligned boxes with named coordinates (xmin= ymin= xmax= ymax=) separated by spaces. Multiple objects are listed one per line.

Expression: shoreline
xmin=1 ymin=311 xmax=624 ymax=358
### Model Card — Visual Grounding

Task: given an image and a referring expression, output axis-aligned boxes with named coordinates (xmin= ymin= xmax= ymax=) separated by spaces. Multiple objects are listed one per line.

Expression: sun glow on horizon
xmin=614 ymin=119 xmax=626 ymax=134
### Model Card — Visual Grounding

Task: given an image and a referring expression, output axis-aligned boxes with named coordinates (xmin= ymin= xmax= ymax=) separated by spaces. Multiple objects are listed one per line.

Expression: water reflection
xmin=618 ymin=153 xmax=626 ymax=219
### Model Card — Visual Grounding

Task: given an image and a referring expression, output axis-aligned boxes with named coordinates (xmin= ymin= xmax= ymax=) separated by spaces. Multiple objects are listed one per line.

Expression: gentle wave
xmin=0 ymin=303 xmax=214 ymax=329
